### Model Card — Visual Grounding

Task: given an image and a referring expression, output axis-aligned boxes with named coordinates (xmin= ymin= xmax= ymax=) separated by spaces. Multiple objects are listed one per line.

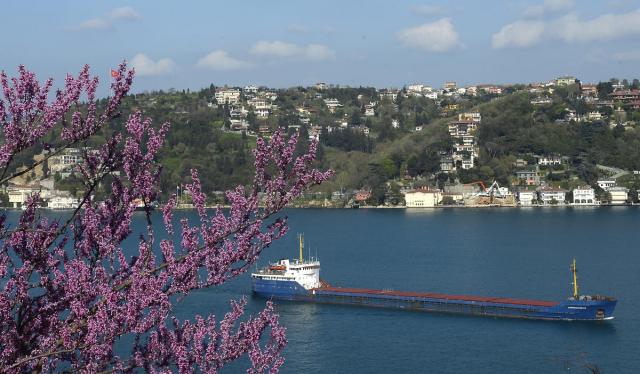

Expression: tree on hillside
xmin=596 ymin=82 xmax=613 ymax=99
xmin=0 ymin=64 xmax=331 ymax=372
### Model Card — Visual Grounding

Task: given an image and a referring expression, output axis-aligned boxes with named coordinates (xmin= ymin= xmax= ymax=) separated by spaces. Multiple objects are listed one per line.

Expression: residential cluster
xmin=402 ymin=177 xmax=633 ymax=208
xmin=440 ymin=111 xmax=481 ymax=172
xmin=529 ymin=75 xmax=640 ymax=128
xmin=6 ymin=72 xmax=639 ymax=210
xmin=208 ymin=79 xmax=509 ymax=141
xmin=4 ymin=148 xmax=93 ymax=209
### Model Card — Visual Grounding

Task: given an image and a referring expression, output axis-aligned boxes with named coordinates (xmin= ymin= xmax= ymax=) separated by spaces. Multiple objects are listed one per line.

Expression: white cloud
xmin=409 ymin=5 xmax=444 ymax=16
xmin=492 ymin=20 xmax=545 ymax=48
xmin=250 ymin=41 xmax=336 ymax=61
xmin=74 ymin=7 xmax=140 ymax=31
xmin=552 ymin=10 xmax=640 ymax=42
xmin=76 ymin=18 xmax=113 ymax=31
xmin=131 ymin=53 xmax=176 ymax=76
xmin=305 ymin=44 xmax=336 ymax=60
xmin=524 ymin=0 xmax=575 ymax=17
xmin=493 ymin=8 xmax=640 ymax=48
xmin=251 ymin=41 xmax=301 ymax=57
xmin=109 ymin=6 xmax=141 ymax=21
xmin=196 ymin=50 xmax=253 ymax=70
xmin=397 ymin=18 xmax=461 ymax=52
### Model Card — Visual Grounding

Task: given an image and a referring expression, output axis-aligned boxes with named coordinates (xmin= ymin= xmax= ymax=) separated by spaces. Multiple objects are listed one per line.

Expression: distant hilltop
xmin=4 ymin=75 xmax=638 ymax=209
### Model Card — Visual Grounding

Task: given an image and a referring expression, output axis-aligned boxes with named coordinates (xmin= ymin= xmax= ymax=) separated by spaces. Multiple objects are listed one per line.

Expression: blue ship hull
xmin=252 ymin=278 xmax=617 ymax=321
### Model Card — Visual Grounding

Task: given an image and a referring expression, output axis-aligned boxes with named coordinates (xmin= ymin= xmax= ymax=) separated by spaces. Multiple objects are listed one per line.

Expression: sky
xmin=2 ymin=0 xmax=640 ymax=95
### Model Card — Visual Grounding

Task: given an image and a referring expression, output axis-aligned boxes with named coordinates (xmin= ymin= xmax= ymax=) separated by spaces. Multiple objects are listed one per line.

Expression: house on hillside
xmin=323 ymin=98 xmax=342 ymax=112
xmin=572 ymin=186 xmax=596 ymax=205
xmin=556 ymin=76 xmax=577 ymax=86
xmin=608 ymin=187 xmax=628 ymax=205
xmin=214 ymin=88 xmax=241 ymax=105
xmin=515 ymin=168 xmax=540 ymax=186
xmin=404 ymin=188 xmax=442 ymax=208
xmin=539 ymin=188 xmax=567 ymax=205
xmin=581 ymin=84 xmax=598 ymax=97
xmin=597 ymin=180 xmax=616 ymax=191
xmin=537 ymin=155 xmax=562 ymax=166
xmin=461 ymin=156 xmax=475 ymax=170
xmin=517 ymin=191 xmax=536 ymax=206
xmin=458 ymin=112 xmax=481 ymax=123
xmin=586 ymin=111 xmax=603 ymax=121
xmin=440 ymin=156 xmax=455 ymax=173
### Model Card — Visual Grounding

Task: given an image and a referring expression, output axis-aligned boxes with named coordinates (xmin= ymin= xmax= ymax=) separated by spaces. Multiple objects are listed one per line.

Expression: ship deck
xmin=315 ymin=286 xmax=559 ymax=307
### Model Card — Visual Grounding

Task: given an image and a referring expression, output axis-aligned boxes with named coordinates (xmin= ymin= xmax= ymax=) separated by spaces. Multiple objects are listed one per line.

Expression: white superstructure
xmin=251 ymin=234 xmax=321 ymax=290
xmin=251 ymin=258 xmax=321 ymax=290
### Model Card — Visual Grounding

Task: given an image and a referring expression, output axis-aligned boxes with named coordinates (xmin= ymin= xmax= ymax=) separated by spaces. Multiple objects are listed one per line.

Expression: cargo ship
xmin=251 ymin=235 xmax=617 ymax=321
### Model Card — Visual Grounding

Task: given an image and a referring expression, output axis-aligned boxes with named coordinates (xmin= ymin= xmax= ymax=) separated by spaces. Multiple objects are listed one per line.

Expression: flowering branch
xmin=0 ymin=63 xmax=332 ymax=373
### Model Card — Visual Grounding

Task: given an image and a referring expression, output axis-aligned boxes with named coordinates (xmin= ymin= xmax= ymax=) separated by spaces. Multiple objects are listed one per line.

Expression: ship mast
xmin=299 ymin=233 xmax=304 ymax=263
xmin=571 ymin=258 xmax=579 ymax=299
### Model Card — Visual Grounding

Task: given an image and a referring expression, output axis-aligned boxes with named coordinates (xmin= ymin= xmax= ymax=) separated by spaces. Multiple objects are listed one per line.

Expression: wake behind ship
xmin=251 ymin=235 xmax=617 ymax=321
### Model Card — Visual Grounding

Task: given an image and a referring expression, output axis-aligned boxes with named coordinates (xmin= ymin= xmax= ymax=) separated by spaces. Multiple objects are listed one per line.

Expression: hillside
xmin=4 ymin=79 xmax=640 ymax=206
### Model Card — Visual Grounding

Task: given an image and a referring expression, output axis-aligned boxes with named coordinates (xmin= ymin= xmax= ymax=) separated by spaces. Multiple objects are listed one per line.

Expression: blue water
xmin=176 ymin=207 xmax=640 ymax=374
xmin=6 ymin=207 xmax=640 ymax=372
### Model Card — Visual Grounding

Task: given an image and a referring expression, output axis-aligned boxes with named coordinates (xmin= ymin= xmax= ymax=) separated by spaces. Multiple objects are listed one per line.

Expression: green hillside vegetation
xmin=6 ymin=80 xmax=640 ymax=205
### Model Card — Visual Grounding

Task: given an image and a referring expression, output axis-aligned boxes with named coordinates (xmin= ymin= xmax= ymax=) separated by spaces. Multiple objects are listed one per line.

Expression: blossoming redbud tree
xmin=0 ymin=63 xmax=331 ymax=373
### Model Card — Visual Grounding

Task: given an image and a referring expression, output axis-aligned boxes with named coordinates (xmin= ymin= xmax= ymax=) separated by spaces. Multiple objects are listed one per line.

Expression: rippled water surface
xmin=9 ymin=207 xmax=640 ymax=373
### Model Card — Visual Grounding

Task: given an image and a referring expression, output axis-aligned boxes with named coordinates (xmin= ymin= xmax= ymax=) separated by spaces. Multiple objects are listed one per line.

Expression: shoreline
xmin=2 ymin=203 xmax=638 ymax=211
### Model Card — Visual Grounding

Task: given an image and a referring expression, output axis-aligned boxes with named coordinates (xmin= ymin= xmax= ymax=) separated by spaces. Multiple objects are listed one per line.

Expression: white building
xmin=448 ymin=121 xmax=477 ymax=137
xmin=214 ymin=89 xmax=241 ymax=105
xmin=364 ymin=104 xmax=375 ymax=117
xmin=424 ymin=91 xmax=438 ymax=100
xmin=7 ymin=184 xmax=46 ymax=208
xmin=255 ymin=108 xmax=270 ymax=118
xmin=379 ymin=90 xmax=399 ymax=102
xmin=324 ymin=98 xmax=342 ymax=112
xmin=407 ymin=84 xmax=425 ymax=94
xmin=49 ymin=148 xmax=84 ymax=173
xmin=458 ymin=112 xmax=481 ymax=123
xmin=537 ymin=155 xmax=562 ymax=166
xmin=556 ymin=76 xmax=577 ymax=86
xmin=572 ymin=187 xmax=596 ymax=205
xmin=461 ymin=156 xmax=475 ymax=170
xmin=531 ymin=97 xmax=553 ymax=106
xmin=443 ymin=81 xmax=457 ymax=90
xmin=586 ymin=111 xmax=603 ymax=121
xmin=48 ymin=195 xmax=79 ymax=209
xmin=440 ymin=156 xmax=455 ymax=173
xmin=608 ymin=187 xmax=628 ymax=205
xmin=404 ymin=189 xmax=442 ymax=208
xmin=518 ymin=191 xmax=536 ymax=206
xmin=248 ymin=98 xmax=271 ymax=110
xmin=539 ymin=188 xmax=567 ymax=205
xmin=597 ymin=180 xmax=616 ymax=191
xmin=264 ymin=91 xmax=278 ymax=101
xmin=229 ymin=119 xmax=249 ymax=131
xmin=243 ymin=85 xmax=259 ymax=94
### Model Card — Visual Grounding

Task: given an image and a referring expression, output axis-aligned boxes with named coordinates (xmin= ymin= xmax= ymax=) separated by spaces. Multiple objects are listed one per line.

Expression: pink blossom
xmin=0 ymin=63 xmax=331 ymax=373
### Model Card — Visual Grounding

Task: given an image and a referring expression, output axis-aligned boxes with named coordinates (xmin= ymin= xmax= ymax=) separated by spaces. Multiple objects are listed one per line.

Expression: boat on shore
xmin=251 ymin=236 xmax=617 ymax=321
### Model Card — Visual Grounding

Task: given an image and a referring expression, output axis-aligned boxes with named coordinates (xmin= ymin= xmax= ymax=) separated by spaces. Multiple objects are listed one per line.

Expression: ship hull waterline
xmin=252 ymin=278 xmax=616 ymax=322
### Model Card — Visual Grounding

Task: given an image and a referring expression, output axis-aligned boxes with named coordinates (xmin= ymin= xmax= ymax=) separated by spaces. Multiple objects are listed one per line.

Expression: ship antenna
xmin=299 ymin=233 xmax=304 ymax=263
xmin=571 ymin=258 xmax=579 ymax=299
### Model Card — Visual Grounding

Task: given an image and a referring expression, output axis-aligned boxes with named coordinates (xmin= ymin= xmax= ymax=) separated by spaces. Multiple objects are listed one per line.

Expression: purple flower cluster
xmin=0 ymin=63 xmax=331 ymax=373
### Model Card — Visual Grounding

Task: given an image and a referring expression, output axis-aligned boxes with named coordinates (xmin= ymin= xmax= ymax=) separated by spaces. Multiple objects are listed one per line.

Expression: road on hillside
xmin=596 ymin=164 xmax=629 ymax=179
